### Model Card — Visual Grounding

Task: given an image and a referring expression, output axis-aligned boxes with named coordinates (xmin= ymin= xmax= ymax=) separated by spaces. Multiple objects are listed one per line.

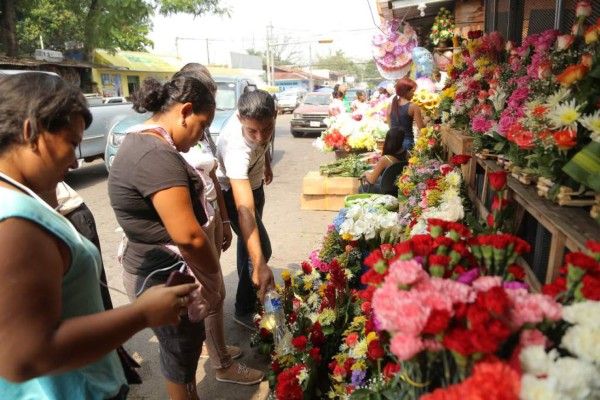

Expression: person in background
xmin=173 ymin=63 xmax=265 ymax=385
xmin=359 ymin=127 xmax=407 ymax=193
xmin=108 ymin=74 xmax=222 ymax=400
xmin=350 ymin=90 xmax=368 ymax=113
xmin=216 ymin=89 xmax=276 ymax=331
xmin=328 ymin=85 xmax=347 ymax=117
xmin=371 ymin=86 xmax=389 ymax=101
xmin=386 ymin=77 xmax=425 ymax=151
xmin=0 ymin=72 xmax=195 ymax=400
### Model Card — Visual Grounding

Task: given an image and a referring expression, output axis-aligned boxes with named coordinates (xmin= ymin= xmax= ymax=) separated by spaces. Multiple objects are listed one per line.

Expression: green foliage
xmin=315 ymin=50 xmax=379 ymax=85
xmin=7 ymin=0 xmax=225 ymax=59
xmin=320 ymin=155 xmax=370 ymax=177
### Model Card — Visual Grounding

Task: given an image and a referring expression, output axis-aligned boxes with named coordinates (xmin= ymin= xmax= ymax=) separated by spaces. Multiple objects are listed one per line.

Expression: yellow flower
xmin=278 ymin=354 xmax=297 ymax=368
xmin=549 ymin=99 xmax=580 ymax=129
xmin=426 ymin=189 xmax=443 ymax=206
xmin=409 ymin=156 xmax=420 ymax=165
xmin=259 ymin=314 xmax=275 ymax=330
xmin=341 ymin=233 xmax=353 ymax=241
xmin=281 ymin=270 xmax=291 ymax=282
xmin=366 ymin=331 xmax=379 ymax=344
xmin=351 ymin=339 xmax=368 ymax=358
xmin=318 ymin=308 xmax=336 ymax=325
xmin=350 ymin=359 xmax=368 ymax=371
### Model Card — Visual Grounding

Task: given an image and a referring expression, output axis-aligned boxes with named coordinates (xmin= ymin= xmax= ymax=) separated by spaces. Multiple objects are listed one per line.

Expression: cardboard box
xmin=300 ymin=194 xmax=347 ymax=211
xmin=302 ymin=171 xmax=360 ymax=196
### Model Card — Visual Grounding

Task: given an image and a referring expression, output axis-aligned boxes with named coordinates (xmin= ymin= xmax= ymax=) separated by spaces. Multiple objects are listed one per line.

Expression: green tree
xmin=315 ymin=50 xmax=380 ymax=86
xmin=0 ymin=0 xmax=228 ymax=59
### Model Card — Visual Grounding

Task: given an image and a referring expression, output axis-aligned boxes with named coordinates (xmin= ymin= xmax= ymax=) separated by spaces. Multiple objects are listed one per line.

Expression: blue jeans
xmin=224 ymin=184 xmax=272 ymax=316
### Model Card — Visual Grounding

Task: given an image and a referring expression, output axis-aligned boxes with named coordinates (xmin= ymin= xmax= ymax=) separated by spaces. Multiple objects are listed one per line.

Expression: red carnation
xmin=581 ymin=272 xmax=600 ymax=300
xmin=291 ymin=335 xmax=308 ymax=351
xmin=276 ymin=365 xmax=305 ymax=400
xmin=361 ymin=268 xmax=386 ymax=286
xmin=301 ymin=261 xmax=313 ymax=275
xmin=383 ymin=362 xmax=401 ymax=380
xmin=478 ymin=287 xmax=509 ymax=316
xmin=309 ymin=347 xmax=322 ymax=363
xmin=429 ymin=254 xmax=451 ymax=267
xmin=471 ymin=327 xmax=500 ymax=353
xmin=364 ymin=249 xmax=384 ymax=268
xmin=445 ymin=222 xmax=472 ymax=238
xmin=507 ymin=264 xmax=526 ymax=281
xmin=451 ymin=154 xmax=472 ymax=166
xmin=542 ymin=276 xmax=567 ymax=298
xmin=367 ymin=339 xmax=385 ymax=361
xmin=422 ymin=309 xmax=451 ymax=335
xmin=488 ymin=171 xmax=508 ymax=191
xmin=443 ymin=328 xmax=476 ymax=356
xmin=566 ymin=252 xmax=599 ymax=271
xmin=467 ymin=304 xmax=492 ymax=329
xmin=410 ymin=235 xmax=434 ymax=257
xmin=585 ymin=240 xmax=600 ymax=254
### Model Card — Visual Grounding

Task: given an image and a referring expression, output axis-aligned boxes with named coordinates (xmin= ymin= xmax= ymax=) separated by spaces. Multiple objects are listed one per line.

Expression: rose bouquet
xmin=314 ymin=113 xmax=389 ymax=153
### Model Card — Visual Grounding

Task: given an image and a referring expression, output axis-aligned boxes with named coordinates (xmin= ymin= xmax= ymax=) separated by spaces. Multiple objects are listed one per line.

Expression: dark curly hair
xmin=0 ymin=72 xmax=92 ymax=155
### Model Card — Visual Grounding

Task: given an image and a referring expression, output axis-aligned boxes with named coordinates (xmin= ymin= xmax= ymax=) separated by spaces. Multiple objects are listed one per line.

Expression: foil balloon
xmin=411 ymin=47 xmax=434 ymax=78
xmin=433 ymin=50 xmax=453 ymax=72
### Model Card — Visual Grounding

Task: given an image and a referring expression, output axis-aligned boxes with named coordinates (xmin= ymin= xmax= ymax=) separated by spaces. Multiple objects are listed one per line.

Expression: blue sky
xmin=149 ymin=0 xmax=381 ymax=66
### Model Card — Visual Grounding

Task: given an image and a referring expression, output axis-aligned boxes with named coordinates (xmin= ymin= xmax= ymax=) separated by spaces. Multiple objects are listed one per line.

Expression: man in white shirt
xmin=216 ymin=89 xmax=276 ymax=330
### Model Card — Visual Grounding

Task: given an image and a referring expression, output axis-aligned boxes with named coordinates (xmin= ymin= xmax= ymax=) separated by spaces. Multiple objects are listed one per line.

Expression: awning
xmin=94 ymin=50 xmax=184 ymax=72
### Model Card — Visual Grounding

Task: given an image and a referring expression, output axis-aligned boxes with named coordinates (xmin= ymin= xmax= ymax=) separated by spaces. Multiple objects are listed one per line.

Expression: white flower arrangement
xmin=338 ymin=204 xmax=401 ymax=244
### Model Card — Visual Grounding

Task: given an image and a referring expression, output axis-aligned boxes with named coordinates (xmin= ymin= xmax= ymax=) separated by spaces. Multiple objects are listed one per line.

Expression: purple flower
xmin=408 ymin=196 xmax=417 ymax=206
xmin=457 ymin=268 xmax=480 ymax=285
xmin=417 ymin=182 xmax=427 ymax=191
xmin=387 ymin=32 xmax=399 ymax=42
xmin=503 ymin=281 xmax=530 ymax=290
xmin=351 ymin=369 xmax=367 ymax=387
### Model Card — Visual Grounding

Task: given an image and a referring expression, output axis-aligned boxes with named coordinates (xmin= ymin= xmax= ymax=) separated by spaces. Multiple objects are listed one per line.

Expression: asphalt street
xmin=65 ymin=113 xmax=336 ymax=399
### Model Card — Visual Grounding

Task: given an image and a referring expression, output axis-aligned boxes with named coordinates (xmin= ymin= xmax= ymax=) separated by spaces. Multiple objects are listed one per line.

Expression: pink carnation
xmin=519 ymin=329 xmax=549 ymax=348
xmin=387 ymin=259 xmax=428 ymax=286
xmin=472 ymin=276 xmax=502 ymax=292
xmin=390 ymin=333 xmax=425 ymax=361
xmin=373 ymin=284 xmax=429 ymax=335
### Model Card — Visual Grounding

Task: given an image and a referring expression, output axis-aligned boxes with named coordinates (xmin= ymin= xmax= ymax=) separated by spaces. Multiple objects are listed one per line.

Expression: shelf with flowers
xmin=439 ymin=1 xmax=600 ymax=206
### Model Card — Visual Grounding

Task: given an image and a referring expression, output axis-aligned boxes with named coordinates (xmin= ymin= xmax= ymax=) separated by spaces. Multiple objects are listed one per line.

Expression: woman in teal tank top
xmin=0 ymin=73 xmax=198 ymax=400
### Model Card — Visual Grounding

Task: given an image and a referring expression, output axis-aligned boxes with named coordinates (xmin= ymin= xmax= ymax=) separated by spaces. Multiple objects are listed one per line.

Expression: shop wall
xmin=92 ymin=69 xmax=173 ymax=98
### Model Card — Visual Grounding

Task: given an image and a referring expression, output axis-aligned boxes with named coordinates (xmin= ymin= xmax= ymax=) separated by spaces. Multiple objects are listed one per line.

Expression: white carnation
xmin=520 ymin=345 xmax=551 ymax=376
xmin=549 ymin=357 xmax=599 ymax=400
xmin=520 ymin=374 xmax=564 ymax=400
xmin=561 ymin=301 xmax=600 ymax=329
xmin=561 ymin=324 xmax=600 ymax=363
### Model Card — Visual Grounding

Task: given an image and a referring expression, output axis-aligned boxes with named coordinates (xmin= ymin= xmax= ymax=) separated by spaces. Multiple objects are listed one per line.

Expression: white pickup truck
xmin=82 ymin=96 xmax=136 ymax=164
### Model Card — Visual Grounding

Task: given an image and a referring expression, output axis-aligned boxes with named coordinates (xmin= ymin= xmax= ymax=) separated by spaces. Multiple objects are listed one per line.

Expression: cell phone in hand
xmin=166 ymin=269 xmax=195 ymax=287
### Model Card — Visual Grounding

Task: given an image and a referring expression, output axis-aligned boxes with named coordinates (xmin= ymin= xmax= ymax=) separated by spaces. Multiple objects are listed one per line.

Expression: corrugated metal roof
xmin=0 ymin=55 xmax=108 ymax=69
xmin=94 ymin=50 xmax=184 ymax=72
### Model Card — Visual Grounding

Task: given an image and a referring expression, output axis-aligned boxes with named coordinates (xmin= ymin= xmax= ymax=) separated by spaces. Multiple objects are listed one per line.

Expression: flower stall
xmin=258 ymin=2 xmax=600 ymax=400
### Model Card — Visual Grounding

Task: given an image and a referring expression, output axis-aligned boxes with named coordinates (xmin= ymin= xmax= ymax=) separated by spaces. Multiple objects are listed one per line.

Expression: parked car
xmin=104 ymin=75 xmax=274 ymax=171
xmin=290 ymin=92 xmax=330 ymax=138
xmin=1 ymin=70 xmax=136 ymax=166
xmin=277 ymin=91 xmax=301 ymax=114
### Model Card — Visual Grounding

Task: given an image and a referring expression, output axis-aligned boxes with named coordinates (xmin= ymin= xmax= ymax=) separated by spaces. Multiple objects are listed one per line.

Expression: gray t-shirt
xmin=108 ymin=133 xmax=207 ymax=277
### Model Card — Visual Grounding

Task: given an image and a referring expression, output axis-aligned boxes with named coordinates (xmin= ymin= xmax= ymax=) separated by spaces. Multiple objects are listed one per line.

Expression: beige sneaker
xmin=201 ymin=345 xmax=243 ymax=360
xmin=215 ymin=362 xmax=264 ymax=385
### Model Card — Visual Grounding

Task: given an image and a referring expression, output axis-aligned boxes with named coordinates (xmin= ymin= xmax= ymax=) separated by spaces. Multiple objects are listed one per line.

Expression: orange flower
xmin=581 ymin=53 xmax=593 ymax=68
xmin=553 ymin=129 xmax=577 ymax=150
xmin=515 ymin=131 xmax=535 ymax=150
xmin=537 ymin=61 xmax=553 ymax=79
xmin=506 ymin=124 xmax=523 ymax=143
xmin=532 ymin=105 xmax=548 ymax=119
xmin=557 ymin=64 xmax=590 ymax=86
xmin=585 ymin=25 xmax=599 ymax=44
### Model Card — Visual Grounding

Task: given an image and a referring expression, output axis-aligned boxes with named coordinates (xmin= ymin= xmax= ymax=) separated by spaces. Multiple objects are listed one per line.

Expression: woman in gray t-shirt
xmin=108 ymin=75 xmax=220 ymax=400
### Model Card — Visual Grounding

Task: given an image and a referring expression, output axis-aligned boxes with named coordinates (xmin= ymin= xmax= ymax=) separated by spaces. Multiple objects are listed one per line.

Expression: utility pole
xmin=265 ymin=26 xmax=271 ymax=85
xmin=206 ymin=39 xmax=210 ymax=65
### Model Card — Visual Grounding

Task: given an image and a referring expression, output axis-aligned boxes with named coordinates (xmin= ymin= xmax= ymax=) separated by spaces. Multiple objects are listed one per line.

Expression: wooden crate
xmin=301 ymin=171 xmax=359 ymax=211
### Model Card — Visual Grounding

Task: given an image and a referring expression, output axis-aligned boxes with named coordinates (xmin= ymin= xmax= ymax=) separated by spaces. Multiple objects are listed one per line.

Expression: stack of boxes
xmin=301 ymin=171 xmax=360 ymax=211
